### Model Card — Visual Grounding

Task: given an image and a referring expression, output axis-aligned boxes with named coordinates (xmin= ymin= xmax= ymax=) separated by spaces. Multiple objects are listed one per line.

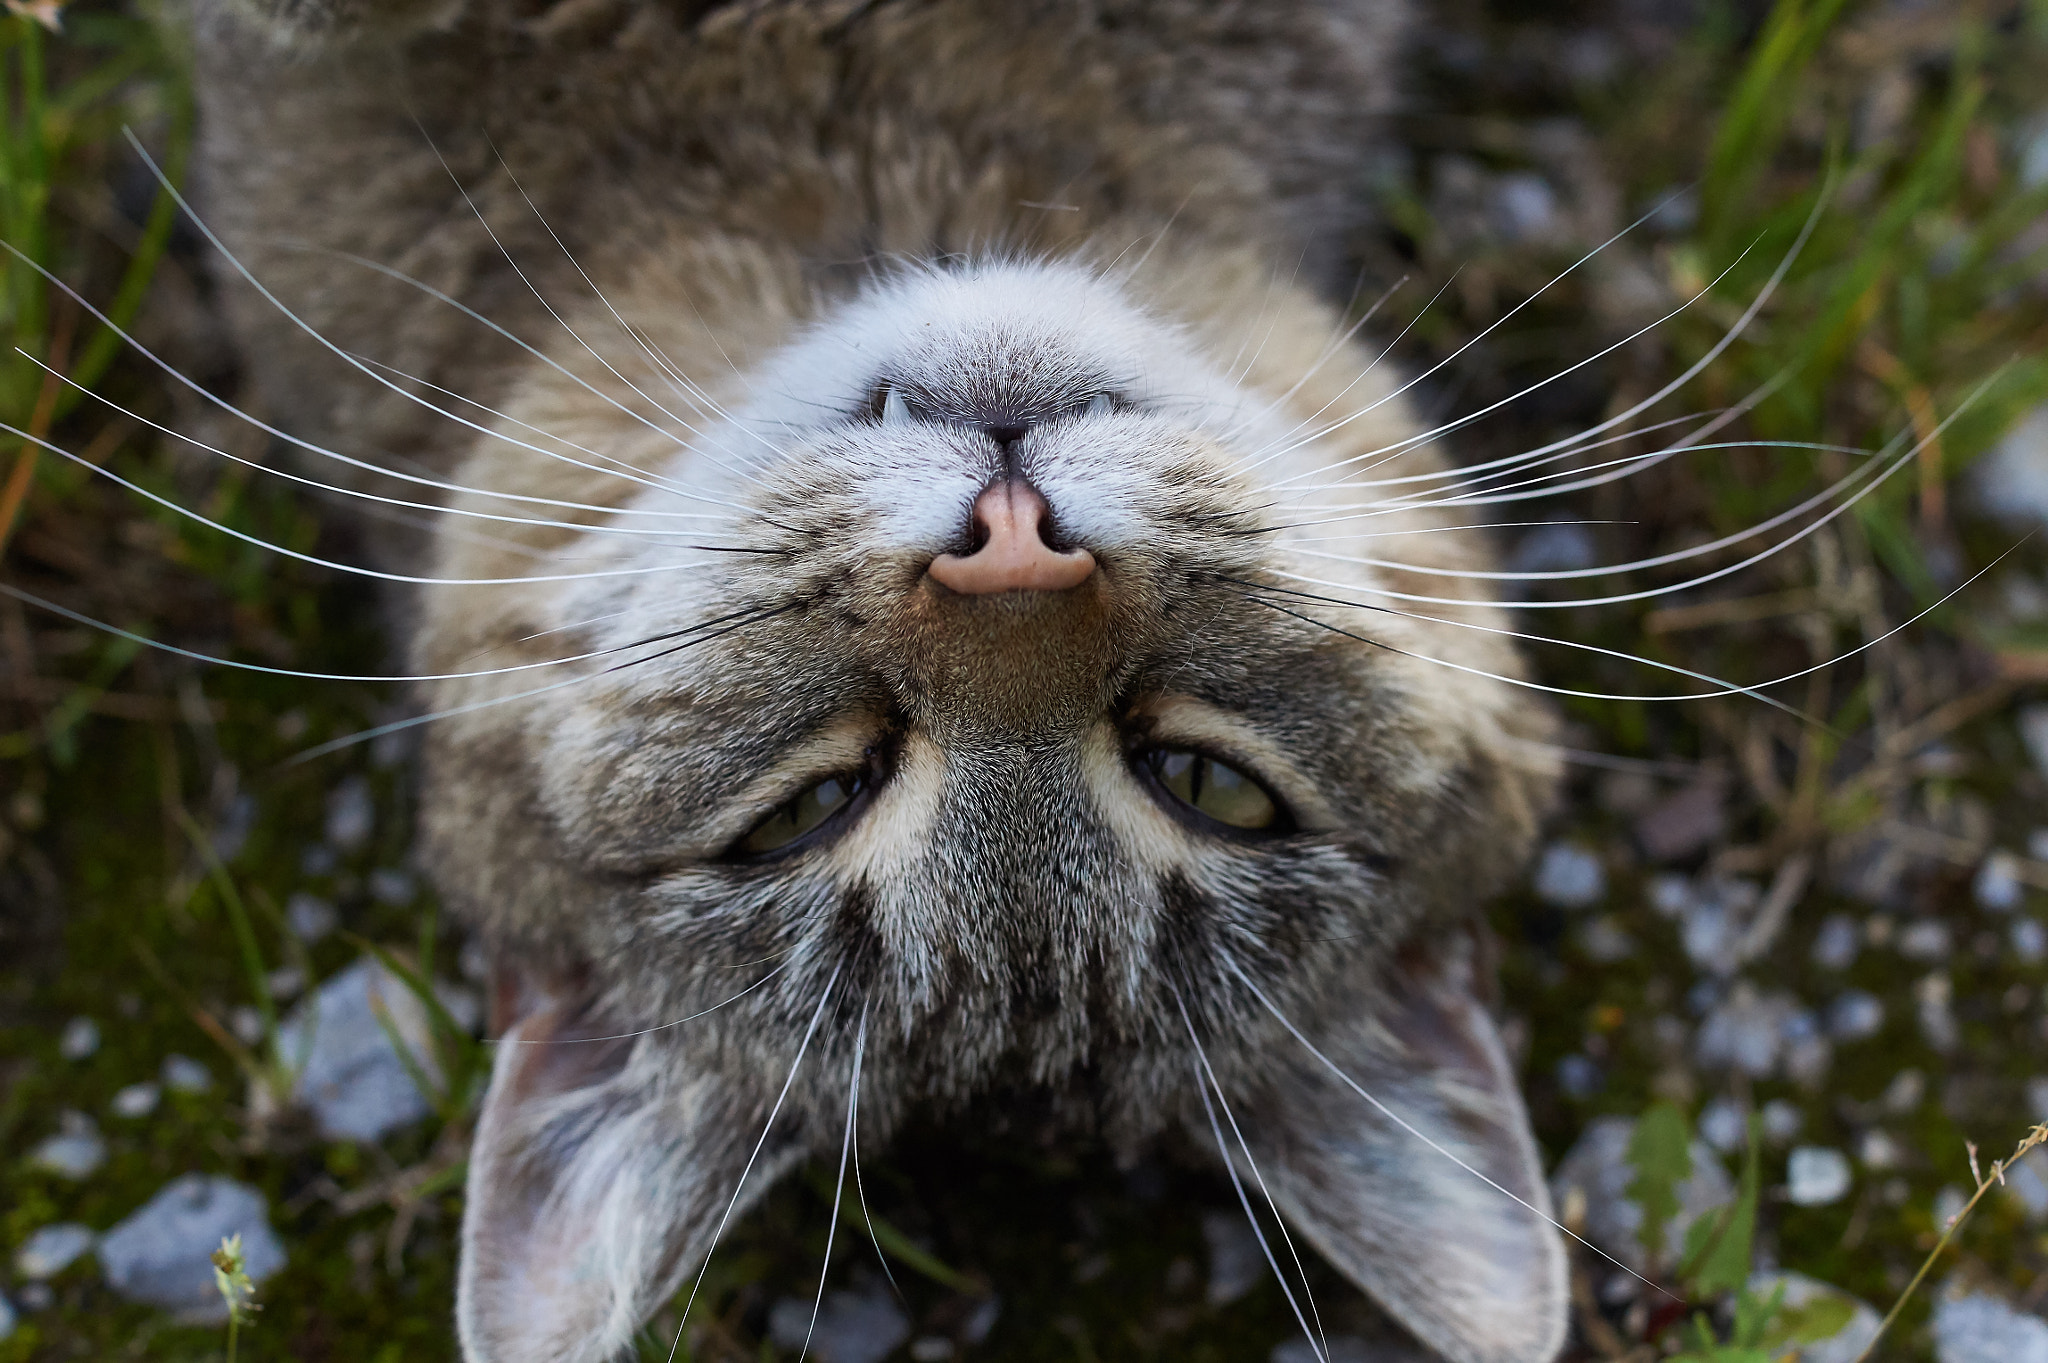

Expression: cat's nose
xmin=928 ymin=479 xmax=1096 ymax=594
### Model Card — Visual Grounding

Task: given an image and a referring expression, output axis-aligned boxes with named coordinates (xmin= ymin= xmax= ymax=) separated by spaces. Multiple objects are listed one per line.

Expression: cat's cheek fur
xmin=1232 ymin=932 xmax=1569 ymax=1363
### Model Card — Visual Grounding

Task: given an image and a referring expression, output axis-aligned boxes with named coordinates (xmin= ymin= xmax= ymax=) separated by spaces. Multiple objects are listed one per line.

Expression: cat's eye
xmin=738 ymin=770 xmax=865 ymax=856
xmin=1138 ymin=747 xmax=1285 ymax=833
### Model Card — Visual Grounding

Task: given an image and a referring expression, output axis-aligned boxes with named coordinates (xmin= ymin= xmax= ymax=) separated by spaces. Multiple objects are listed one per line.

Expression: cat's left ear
xmin=1231 ymin=929 xmax=1569 ymax=1363
xmin=457 ymin=964 xmax=807 ymax=1363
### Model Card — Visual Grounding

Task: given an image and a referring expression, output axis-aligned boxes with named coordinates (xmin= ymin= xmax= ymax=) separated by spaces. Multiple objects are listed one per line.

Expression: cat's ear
xmin=1233 ymin=930 xmax=1569 ymax=1363
xmin=457 ymin=965 xmax=805 ymax=1363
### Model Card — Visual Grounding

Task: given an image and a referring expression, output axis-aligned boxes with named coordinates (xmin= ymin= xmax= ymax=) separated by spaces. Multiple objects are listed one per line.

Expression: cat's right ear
xmin=457 ymin=964 xmax=806 ymax=1363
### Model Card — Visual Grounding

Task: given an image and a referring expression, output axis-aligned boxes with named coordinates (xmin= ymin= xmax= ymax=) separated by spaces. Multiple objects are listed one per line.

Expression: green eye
xmin=739 ymin=773 xmax=862 ymax=855
xmin=1143 ymin=748 xmax=1282 ymax=832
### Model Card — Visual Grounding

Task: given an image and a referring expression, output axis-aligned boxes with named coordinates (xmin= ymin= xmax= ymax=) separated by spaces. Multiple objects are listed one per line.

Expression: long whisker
xmin=113 ymin=133 xmax=741 ymax=507
xmin=1220 ymin=958 xmax=1682 ymax=1306
xmin=1171 ymin=982 xmax=1330 ymax=1363
xmin=844 ymin=1008 xmax=905 ymax=1304
xmin=800 ymin=1004 xmax=865 ymax=1362
xmin=21 ymin=351 xmax=743 ymax=542
xmin=286 ymin=600 xmax=807 ymax=763
xmin=665 ymin=961 xmax=843 ymax=1363
xmin=0 ymin=580 xmax=777 ymax=686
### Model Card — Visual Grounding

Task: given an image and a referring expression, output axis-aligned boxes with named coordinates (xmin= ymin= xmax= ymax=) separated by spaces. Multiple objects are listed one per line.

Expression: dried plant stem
xmin=1848 ymin=1125 xmax=2048 ymax=1363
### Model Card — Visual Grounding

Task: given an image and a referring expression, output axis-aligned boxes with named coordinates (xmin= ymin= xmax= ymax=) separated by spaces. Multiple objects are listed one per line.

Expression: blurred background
xmin=2 ymin=1 xmax=2047 ymax=1359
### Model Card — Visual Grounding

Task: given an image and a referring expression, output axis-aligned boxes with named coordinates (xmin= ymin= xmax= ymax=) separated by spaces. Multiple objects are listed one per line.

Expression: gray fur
xmin=186 ymin=3 xmax=1570 ymax=1361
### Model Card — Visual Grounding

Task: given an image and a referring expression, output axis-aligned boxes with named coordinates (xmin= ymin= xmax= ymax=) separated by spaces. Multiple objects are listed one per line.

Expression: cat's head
xmin=419 ymin=258 xmax=1567 ymax=1363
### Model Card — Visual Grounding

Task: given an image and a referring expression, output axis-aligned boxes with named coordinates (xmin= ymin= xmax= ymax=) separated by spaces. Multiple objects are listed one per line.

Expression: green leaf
xmin=1767 ymin=1292 xmax=1856 ymax=1346
xmin=1627 ymin=1101 xmax=1693 ymax=1263
xmin=1681 ymin=1116 xmax=1762 ymax=1298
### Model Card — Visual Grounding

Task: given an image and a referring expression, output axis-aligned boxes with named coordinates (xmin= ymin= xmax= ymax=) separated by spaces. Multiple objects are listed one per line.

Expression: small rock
xmin=59 ymin=1016 xmax=100 ymax=1060
xmin=1635 ymin=779 xmax=1727 ymax=863
xmin=0 ymin=1292 xmax=13 ymax=1338
xmin=230 ymin=1006 xmax=266 ymax=1046
xmin=111 ymin=1082 xmax=160 ymax=1119
xmin=1975 ymin=852 xmax=2025 ymax=912
xmin=1779 ymin=1010 xmax=1832 ymax=1087
xmin=1533 ymin=842 xmax=1605 ymax=909
xmin=2013 ymin=917 xmax=2046 ymax=964
xmin=1748 ymin=1272 xmax=1880 ymax=1363
xmin=285 ymin=892 xmax=338 ymax=943
xmin=1760 ymin=1099 xmax=1804 ymax=1145
xmin=1680 ymin=878 xmax=1761 ymax=976
xmin=161 ymin=1054 xmax=213 ymax=1093
xmin=1978 ymin=407 xmax=2048 ymax=531
xmin=766 ymin=1285 xmax=911 ymax=1363
xmin=368 ymin=868 xmax=416 ymax=905
xmin=1932 ymin=1282 xmax=2048 ymax=1363
xmin=1786 ymin=1147 xmax=1853 ymax=1207
xmin=324 ymin=776 xmax=375 ymax=851
xmin=1899 ymin=919 xmax=1954 ymax=961
xmin=1811 ymin=914 xmax=1861 ymax=971
xmin=275 ymin=958 xmax=455 ymax=1142
xmin=1916 ymin=973 xmax=1960 ymax=1053
xmin=265 ymin=967 xmax=305 ymax=1001
xmin=1491 ymin=172 xmax=1564 ymax=244
xmin=1648 ymin=873 xmax=1693 ymax=918
xmin=1578 ymin=915 xmax=1635 ymax=961
xmin=2004 ymin=1148 xmax=2048 ymax=1221
xmin=1556 ymin=1053 xmax=1604 ymax=1097
xmin=15 ymin=1223 xmax=96 ymax=1279
xmin=1858 ymin=1130 xmax=1905 ymax=1171
xmin=1880 ymin=1069 xmax=1926 ymax=1116
xmin=1550 ymin=1116 xmax=1734 ymax=1273
xmin=1827 ymin=991 xmax=1885 ymax=1042
xmin=1698 ymin=1098 xmax=1746 ymax=1153
xmin=1695 ymin=982 xmax=1798 ymax=1077
xmin=2022 ymin=705 xmax=2048 ymax=782
xmin=1202 ymin=1209 xmax=1267 ymax=1306
xmin=30 ymin=1112 xmax=106 ymax=1180
xmin=98 ymin=1175 xmax=285 ymax=1321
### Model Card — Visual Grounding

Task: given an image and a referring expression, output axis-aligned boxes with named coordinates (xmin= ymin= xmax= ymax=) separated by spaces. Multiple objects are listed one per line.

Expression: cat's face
xmin=425 ymin=261 xmax=1567 ymax=1363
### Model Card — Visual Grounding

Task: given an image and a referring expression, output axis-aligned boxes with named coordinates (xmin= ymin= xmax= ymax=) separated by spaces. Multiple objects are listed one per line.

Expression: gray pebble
xmin=1977 ymin=414 xmax=2048 ymax=535
xmin=1760 ymin=1099 xmax=1804 ymax=1145
xmin=276 ymin=958 xmax=459 ymax=1142
xmin=324 ymin=776 xmax=375 ymax=852
xmin=1532 ymin=842 xmax=1605 ymax=909
xmin=1827 ymin=991 xmax=1885 ymax=1042
xmin=59 ymin=1016 xmax=100 ymax=1060
xmin=1550 ymin=1116 xmax=1734 ymax=1273
xmin=2013 ymin=917 xmax=2046 ymax=964
xmin=285 ymin=892 xmax=338 ymax=943
xmin=14 ymin=1223 xmax=96 ymax=1279
xmin=1697 ymin=1097 xmax=1745 ymax=1153
xmin=1916 ymin=973 xmax=1960 ymax=1053
xmin=1975 ymin=852 xmax=2024 ymax=913
xmin=1786 ymin=1147 xmax=1852 ymax=1207
xmin=1556 ymin=1053 xmax=1603 ymax=1097
xmin=368 ymin=867 xmax=416 ymax=905
xmin=1858 ymin=1130 xmax=1906 ymax=1171
xmin=98 ymin=1175 xmax=285 ymax=1321
xmin=1932 ymin=1282 xmax=2048 ymax=1363
xmin=1695 ymin=982 xmax=1798 ymax=1077
xmin=30 ymin=1112 xmax=106 ymax=1180
xmin=2005 ymin=1148 xmax=2048 ymax=1222
xmin=161 ymin=1054 xmax=213 ymax=1094
xmin=1899 ymin=919 xmax=1953 ymax=961
xmin=766 ymin=1284 xmax=911 ymax=1363
xmin=111 ymin=1081 xmax=161 ymax=1119
xmin=1810 ymin=914 xmax=1861 ymax=971
xmin=2021 ymin=705 xmax=2048 ymax=783
xmin=0 ymin=1292 xmax=13 ymax=1339
xmin=1202 ymin=1209 xmax=1267 ymax=1306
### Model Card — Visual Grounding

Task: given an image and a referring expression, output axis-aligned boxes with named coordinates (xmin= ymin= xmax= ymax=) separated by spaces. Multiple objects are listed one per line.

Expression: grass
xmin=3 ymin=0 xmax=2048 ymax=1360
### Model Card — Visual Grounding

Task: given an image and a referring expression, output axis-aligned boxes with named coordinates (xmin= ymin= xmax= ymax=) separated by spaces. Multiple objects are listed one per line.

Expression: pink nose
xmin=927 ymin=480 xmax=1096 ymax=594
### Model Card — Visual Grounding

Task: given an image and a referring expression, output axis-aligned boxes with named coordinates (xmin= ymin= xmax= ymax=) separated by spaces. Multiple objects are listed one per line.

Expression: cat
xmin=181 ymin=1 xmax=1572 ymax=1359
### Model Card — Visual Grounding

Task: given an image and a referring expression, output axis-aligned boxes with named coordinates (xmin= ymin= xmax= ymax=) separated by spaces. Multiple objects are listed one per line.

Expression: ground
xmin=3 ymin=1 xmax=2048 ymax=1360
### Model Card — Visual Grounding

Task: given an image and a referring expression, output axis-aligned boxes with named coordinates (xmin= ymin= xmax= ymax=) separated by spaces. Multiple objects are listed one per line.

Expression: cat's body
xmin=189 ymin=3 xmax=1570 ymax=1360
